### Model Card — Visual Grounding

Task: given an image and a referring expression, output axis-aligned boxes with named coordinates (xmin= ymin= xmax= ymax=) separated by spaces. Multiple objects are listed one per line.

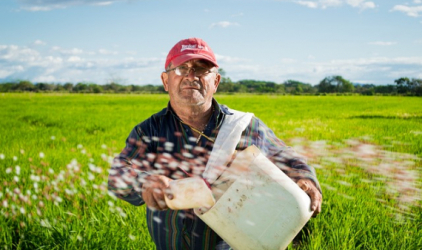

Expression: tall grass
xmin=0 ymin=93 xmax=421 ymax=249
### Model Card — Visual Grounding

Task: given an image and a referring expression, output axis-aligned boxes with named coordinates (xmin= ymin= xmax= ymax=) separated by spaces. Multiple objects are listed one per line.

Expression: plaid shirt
xmin=108 ymin=99 xmax=321 ymax=250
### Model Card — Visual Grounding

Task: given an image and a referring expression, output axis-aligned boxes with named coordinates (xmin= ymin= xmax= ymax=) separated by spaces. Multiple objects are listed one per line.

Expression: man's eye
xmin=195 ymin=67 xmax=207 ymax=73
xmin=178 ymin=66 xmax=189 ymax=71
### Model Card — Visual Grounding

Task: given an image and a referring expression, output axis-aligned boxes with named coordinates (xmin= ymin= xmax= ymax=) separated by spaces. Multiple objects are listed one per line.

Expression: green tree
xmin=63 ymin=83 xmax=74 ymax=92
xmin=395 ymin=77 xmax=411 ymax=94
xmin=317 ymin=75 xmax=354 ymax=93
xmin=13 ymin=80 xmax=35 ymax=92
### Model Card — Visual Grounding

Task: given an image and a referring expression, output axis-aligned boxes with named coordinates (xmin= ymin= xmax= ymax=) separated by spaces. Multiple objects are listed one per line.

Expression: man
xmin=108 ymin=37 xmax=322 ymax=250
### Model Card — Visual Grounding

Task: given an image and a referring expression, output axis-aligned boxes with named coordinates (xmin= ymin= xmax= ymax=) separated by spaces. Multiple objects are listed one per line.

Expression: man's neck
xmin=171 ymin=101 xmax=214 ymax=131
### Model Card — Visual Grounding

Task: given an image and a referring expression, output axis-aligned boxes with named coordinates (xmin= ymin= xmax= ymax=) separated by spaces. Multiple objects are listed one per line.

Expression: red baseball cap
xmin=165 ymin=38 xmax=218 ymax=69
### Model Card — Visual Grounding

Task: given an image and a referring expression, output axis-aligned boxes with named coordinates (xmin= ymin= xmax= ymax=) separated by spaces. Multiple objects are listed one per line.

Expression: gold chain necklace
xmin=180 ymin=120 xmax=215 ymax=143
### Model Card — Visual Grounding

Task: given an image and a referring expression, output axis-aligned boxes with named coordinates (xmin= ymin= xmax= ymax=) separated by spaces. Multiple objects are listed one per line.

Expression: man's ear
xmin=161 ymin=72 xmax=169 ymax=92
xmin=213 ymin=72 xmax=221 ymax=93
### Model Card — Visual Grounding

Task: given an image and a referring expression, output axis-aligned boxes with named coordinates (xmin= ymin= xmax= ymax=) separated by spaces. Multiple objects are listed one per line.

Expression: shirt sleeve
xmin=237 ymin=117 xmax=322 ymax=194
xmin=107 ymin=125 xmax=152 ymax=206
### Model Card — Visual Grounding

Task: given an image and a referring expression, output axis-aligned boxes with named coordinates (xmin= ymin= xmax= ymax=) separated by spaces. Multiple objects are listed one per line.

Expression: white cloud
xmin=368 ymin=41 xmax=397 ymax=46
xmin=346 ymin=0 xmax=376 ymax=9
xmin=209 ymin=21 xmax=240 ymax=29
xmin=0 ymin=44 xmax=163 ymax=84
xmin=17 ymin=0 xmax=124 ymax=11
xmin=219 ymin=55 xmax=422 ymax=85
xmin=290 ymin=0 xmax=375 ymax=10
xmin=296 ymin=1 xmax=319 ymax=8
xmin=414 ymin=0 xmax=422 ymax=4
xmin=33 ymin=40 xmax=47 ymax=46
xmin=215 ymin=54 xmax=250 ymax=63
xmin=92 ymin=1 xmax=114 ymax=6
xmin=391 ymin=5 xmax=422 ymax=17
xmin=67 ymin=56 xmax=83 ymax=62
xmin=280 ymin=58 xmax=297 ymax=64
xmin=51 ymin=47 xmax=86 ymax=55
xmin=98 ymin=49 xmax=118 ymax=55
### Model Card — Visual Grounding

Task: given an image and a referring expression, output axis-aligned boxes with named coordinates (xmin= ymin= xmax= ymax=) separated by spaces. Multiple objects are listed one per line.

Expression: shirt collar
xmin=165 ymin=98 xmax=233 ymax=117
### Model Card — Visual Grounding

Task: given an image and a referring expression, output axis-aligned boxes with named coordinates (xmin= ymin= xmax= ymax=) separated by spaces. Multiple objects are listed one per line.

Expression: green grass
xmin=0 ymin=93 xmax=421 ymax=249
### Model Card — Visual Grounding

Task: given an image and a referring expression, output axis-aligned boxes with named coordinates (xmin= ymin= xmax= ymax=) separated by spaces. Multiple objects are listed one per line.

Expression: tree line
xmin=1 ymin=70 xmax=421 ymax=96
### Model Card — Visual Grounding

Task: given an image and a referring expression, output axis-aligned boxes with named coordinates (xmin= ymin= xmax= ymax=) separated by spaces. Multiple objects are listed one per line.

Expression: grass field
xmin=0 ymin=93 xmax=421 ymax=249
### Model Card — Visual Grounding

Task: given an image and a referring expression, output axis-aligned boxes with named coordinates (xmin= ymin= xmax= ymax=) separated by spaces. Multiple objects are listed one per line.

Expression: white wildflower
xmin=6 ymin=168 xmax=12 ymax=174
xmin=0 ymin=153 xmax=4 ymax=160
xmin=39 ymin=152 xmax=45 ymax=158
xmin=40 ymin=219 xmax=51 ymax=228
xmin=15 ymin=166 xmax=21 ymax=175
xmin=13 ymin=156 xmax=18 ymax=161
xmin=30 ymin=175 xmax=40 ymax=182
xmin=13 ymin=176 xmax=19 ymax=182
xmin=101 ymin=144 xmax=107 ymax=149
xmin=51 ymin=136 xmax=56 ymax=140
xmin=77 ymin=144 xmax=83 ymax=149
xmin=88 ymin=163 xmax=96 ymax=172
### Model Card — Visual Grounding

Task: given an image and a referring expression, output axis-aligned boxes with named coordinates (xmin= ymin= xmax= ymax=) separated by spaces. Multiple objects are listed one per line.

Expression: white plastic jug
xmin=164 ymin=177 xmax=215 ymax=210
xmin=194 ymin=145 xmax=313 ymax=250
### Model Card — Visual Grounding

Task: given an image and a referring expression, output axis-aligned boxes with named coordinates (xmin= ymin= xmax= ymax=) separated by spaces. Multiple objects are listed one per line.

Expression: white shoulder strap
xmin=203 ymin=108 xmax=253 ymax=184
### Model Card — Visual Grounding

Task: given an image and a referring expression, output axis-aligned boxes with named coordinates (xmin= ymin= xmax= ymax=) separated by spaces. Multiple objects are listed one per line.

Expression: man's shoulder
xmin=136 ymin=107 xmax=169 ymax=130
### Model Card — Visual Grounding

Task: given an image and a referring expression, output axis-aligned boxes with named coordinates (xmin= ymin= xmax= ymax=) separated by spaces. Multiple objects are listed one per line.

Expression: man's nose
xmin=185 ymin=68 xmax=199 ymax=80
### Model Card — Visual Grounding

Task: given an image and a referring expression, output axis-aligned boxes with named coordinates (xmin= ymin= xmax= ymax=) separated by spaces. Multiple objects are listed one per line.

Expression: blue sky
xmin=1 ymin=0 xmax=422 ymax=86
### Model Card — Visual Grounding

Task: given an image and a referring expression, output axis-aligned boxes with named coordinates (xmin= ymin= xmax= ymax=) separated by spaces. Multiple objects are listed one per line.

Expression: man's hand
xmin=142 ymin=175 xmax=173 ymax=211
xmin=296 ymin=179 xmax=322 ymax=217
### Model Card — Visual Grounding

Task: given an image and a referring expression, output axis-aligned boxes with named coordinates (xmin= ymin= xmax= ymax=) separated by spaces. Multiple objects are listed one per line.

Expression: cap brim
xmin=171 ymin=54 xmax=218 ymax=68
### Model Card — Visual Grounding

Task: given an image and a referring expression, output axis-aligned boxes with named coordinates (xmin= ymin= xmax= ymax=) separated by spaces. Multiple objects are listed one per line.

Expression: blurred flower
xmin=0 ymin=153 xmax=4 ymax=160
xmin=15 ymin=166 xmax=21 ymax=175
xmin=39 ymin=152 xmax=45 ymax=158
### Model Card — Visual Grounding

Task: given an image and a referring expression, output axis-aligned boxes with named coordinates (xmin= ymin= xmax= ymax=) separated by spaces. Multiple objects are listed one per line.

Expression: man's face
xmin=161 ymin=59 xmax=220 ymax=107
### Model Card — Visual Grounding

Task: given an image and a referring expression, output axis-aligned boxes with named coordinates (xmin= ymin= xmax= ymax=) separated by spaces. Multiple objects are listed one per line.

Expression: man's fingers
xmin=152 ymin=188 xmax=168 ymax=210
xmin=296 ymin=179 xmax=322 ymax=217
xmin=309 ymin=188 xmax=322 ymax=217
xmin=142 ymin=175 xmax=173 ymax=210
xmin=297 ymin=179 xmax=310 ymax=192
xmin=165 ymin=188 xmax=174 ymax=200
